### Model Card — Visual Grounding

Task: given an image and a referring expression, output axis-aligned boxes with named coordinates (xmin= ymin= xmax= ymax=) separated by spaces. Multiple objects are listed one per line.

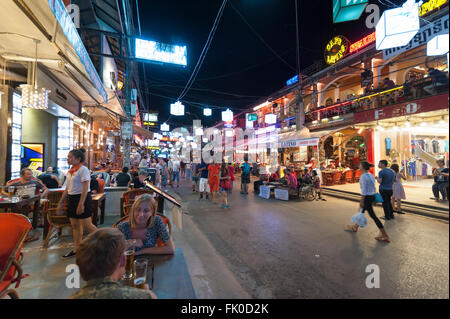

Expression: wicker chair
xmin=344 ymin=170 xmax=354 ymax=183
xmin=42 ymin=191 xmax=71 ymax=248
xmin=120 ymin=189 xmax=154 ymax=217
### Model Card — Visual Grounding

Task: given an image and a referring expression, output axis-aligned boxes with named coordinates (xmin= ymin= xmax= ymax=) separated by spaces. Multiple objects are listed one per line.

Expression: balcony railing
xmin=305 ymin=77 xmax=449 ymax=123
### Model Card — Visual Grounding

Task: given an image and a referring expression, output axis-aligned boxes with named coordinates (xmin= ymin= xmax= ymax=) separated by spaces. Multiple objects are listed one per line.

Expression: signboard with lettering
xmin=259 ymin=186 xmax=271 ymax=199
xmin=354 ymin=94 xmax=448 ymax=123
xmin=324 ymin=36 xmax=350 ymax=65
xmin=48 ymin=0 xmax=108 ymax=103
xmin=383 ymin=15 xmax=449 ymax=59
xmin=274 ymin=188 xmax=289 ymax=201
xmin=279 ymin=138 xmax=319 ymax=149
xmin=333 ymin=0 xmax=369 ymax=23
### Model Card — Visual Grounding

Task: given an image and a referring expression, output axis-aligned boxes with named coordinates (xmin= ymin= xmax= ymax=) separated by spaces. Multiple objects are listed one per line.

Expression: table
xmin=122 ymin=248 xmax=195 ymax=299
xmin=91 ymin=193 xmax=106 ymax=226
xmin=0 ymin=195 xmax=41 ymax=241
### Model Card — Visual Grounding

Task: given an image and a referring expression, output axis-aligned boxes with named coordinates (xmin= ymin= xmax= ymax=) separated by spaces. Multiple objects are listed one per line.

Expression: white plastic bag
xmin=351 ymin=208 xmax=367 ymax=228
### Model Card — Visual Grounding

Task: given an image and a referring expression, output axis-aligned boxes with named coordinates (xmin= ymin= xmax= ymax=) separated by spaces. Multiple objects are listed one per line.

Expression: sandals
xmin=375 ymin=236 xmax=391 ymax=243
xmin=345 ymin=225 xmax=358 ymax=232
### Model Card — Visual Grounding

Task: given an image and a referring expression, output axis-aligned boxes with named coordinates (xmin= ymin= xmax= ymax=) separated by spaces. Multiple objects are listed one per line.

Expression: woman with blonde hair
xmin=117 ymin=194 xmax=174 ymax=255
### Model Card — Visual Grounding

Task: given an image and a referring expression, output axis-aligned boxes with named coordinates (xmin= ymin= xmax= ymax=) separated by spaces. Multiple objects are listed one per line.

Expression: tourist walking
xmin=347 ymin=162 xmax=390 ymax=243
xmin=198 ymin=160 xmax=210 ymax=200
xmin=172 ymin=159 xmax=181 ymax=188
xmin=241 ymin=159 xmax=251 ymax=194
xmin=219 ymin=163 xmax=232 ymax=208
xmin=57 ymin=149 xmax=97 ymax=258
xmin=391 ymin=164 xmax=406 ymax=214
xmin=432 ymin=159 xmax=449 ymax=201
xmin=376 ymin=160 xmax=396 ymax=220
xmin=208 ymin=161 xmax=220 ymax=202
xmin=228 ymin=163 xmax=235 ymax=194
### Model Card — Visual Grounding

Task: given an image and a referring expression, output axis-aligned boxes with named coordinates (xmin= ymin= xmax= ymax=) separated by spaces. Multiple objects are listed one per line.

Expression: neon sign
xmin=324 ymin=36 xmax=350 ymax=65
xmin=420 ymin=0 xmax=448 ymax=16
xmin=349 ymin=32 xmax=376 ymax=53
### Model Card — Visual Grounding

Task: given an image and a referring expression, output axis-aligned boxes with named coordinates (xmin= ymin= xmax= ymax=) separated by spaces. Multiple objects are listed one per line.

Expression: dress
xmin=392 ymin=173 xmax=406 ymax=200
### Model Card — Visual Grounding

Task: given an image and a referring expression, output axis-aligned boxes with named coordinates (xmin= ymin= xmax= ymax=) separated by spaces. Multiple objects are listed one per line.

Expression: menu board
xmin=259 ymin=186 xmax=271 ymax=199
xmin=274 ymin=188 xmax=289 ymax=201
xmin=294 ymin=146 xmax=308 ymax=162
xmin=144 ymin=181 xmax=181 ymax=207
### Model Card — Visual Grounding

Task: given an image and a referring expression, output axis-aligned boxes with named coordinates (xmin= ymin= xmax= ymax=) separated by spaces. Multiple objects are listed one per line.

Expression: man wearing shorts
xmin=198 ymin=160 xmax=209 ymax=200
xmin=208 ymin=161 xmax=220 ymax=202
xmin=191 ymin=163 xmax=199 ymax=192
xmin=241 ymin=159 xmax=251 ymax=194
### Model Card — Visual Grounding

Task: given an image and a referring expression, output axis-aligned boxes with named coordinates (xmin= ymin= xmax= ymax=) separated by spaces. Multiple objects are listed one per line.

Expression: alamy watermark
xmin=66 ymin=264 xmax=80 ymax=289
xmin=365 ymin=264 xmax=380 ymax=289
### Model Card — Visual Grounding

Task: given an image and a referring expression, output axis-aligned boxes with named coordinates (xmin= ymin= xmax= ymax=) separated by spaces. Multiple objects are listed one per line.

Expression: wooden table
xmin=91 ymin=193 xmax=106 ymax=226
xmin=122 ymin=248 xmax=195 ymax=299
xmin=0 ymin=195 xmax=41 ymax=241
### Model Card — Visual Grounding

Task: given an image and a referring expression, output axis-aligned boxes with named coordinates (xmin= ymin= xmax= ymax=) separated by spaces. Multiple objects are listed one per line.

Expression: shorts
xmin=220 ymin=187 xmax=231 ymax=193
xmin=67 ymin=193 xmax=92 ymax=219
xmin=199 ymin=178 xmax=210 ymax=193
xmin=192 ymin=176 xmax=200 ymax=184
xmin=209 ymin=178 xmax=219 ymax=192
xmin=241 ymin=173 xmax=250 ymax=184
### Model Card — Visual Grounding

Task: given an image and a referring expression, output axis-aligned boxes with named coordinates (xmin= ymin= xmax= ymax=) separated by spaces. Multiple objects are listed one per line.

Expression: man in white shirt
xmin=172 ymin=160 xmax=181 ymax=188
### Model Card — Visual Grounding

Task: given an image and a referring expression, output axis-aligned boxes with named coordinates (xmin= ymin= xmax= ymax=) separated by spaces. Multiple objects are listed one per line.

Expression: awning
xmin=0 ymin=0 xmax=126 ymax=118
xmin=277 ymin=126 xmax=351 ymax=148
xmin=133 ymin=125 xmax=153 ymax=140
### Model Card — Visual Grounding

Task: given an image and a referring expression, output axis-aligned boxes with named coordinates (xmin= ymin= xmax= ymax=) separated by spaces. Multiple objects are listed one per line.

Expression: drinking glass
xmin=8 ymin=186 xmax=14 ymax=200
xmin=123 ymin=248 xmax=135 ymax=279
xmin=133 ymin=259 xmax=148 ymax=289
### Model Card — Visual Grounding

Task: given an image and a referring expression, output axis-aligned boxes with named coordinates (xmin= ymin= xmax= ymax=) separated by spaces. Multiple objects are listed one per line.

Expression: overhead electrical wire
xmin=177 ymin=0 xmax=228 ymax=100
xmin=229 ymin=1 xmax=297 ymax=72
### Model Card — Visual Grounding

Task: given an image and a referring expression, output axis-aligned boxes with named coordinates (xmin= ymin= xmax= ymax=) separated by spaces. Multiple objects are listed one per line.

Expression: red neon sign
xmin=350 ymin=32 xmax=376 ymax=54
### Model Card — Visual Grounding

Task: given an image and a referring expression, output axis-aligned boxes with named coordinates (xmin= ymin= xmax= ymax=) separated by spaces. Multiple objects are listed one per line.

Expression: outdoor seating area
xmin=322 ymin=169 xmax=362 ymax=186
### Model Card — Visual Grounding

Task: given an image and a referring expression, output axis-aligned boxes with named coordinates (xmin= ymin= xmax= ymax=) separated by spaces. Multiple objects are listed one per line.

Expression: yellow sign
xmin=143 ymin=122 xmax=157 ymax=126
xmin=324 ymin=36 xmax=349 ymax=65
xmin=420 ymin=0 xmax=448 ymax=16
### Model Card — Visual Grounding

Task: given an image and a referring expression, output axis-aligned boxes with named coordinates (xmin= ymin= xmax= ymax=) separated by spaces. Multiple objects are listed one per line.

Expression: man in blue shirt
xmin=432 ymin=159 xmax=449 ymax=201
xmin=376 ymin=160 xmax=396 ymax=220
xmin=240 ymin=159 xmax=251 ymax=194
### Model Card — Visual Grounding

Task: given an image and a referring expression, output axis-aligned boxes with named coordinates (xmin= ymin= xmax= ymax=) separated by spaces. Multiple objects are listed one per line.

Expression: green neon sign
xmin=333 ymin=0 xmax=369 ymax=24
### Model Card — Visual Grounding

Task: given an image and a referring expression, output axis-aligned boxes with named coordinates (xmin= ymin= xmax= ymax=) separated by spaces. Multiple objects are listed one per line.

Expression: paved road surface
xmin=170 ymin=179 xmax=449 ymax=299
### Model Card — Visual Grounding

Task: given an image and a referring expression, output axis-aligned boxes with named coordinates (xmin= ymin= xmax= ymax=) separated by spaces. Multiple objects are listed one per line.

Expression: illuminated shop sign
xmin=324 ymin=36 xmax=350 ymax=65
xmin=420 ymin=0 xmax=448 ymax=16
xmin=135 ymin=39 xmax=187 ymax=66
xmin=333 ymin=0 xmax=369 ymax=24
xmin=286 ymin=75 xmax=299 ymax=86
xmin=349 ymin=32 xmax=376 ymax=53
xmin=48 ymin=0 xmax=108 ymax=103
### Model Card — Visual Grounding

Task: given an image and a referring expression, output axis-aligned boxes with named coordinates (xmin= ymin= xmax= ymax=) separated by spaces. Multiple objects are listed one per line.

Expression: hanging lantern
xmin=203 ymin=108 xmax=212 ymax=116
xmin=160 ymin=123 xmax=170 ymax=131
xmin=222 ymin=108 xmax=233 ymax=122
xmin=376 ymin=0 xmax=419 ymax=50
xmin=170 ymin=101 xmax=185 ymax=116
xmin=20 ymin=84 xmax=50 ymax=110
xmin=427 ymin=34 xmax=449 ymax=56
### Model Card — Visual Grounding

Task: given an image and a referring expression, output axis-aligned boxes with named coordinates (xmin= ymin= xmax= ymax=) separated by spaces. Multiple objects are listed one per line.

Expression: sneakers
xmin=226 ymin=205 xmax=230 ymax=209
xmin=62 ymin=250 xmax=76 ymax=258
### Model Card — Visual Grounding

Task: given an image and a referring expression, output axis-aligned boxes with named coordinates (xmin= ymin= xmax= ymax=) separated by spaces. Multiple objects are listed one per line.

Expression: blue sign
xmin=48 ymin=0 xmax=108 ymax=103
xmin=333 ymin=0 xmax=369 ymax=24
xmin=286 ymin=75 xmax=299 ymax=86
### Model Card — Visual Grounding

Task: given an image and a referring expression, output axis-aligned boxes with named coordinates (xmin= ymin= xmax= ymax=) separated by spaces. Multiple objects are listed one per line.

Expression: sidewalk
xmin=327 ymin=178 xmax=448 ymax=210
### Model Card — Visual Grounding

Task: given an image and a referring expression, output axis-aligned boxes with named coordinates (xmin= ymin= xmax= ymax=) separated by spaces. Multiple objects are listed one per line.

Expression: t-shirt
xmin=286 ymin=174 xmax=297 ymax=189
xmin=360 ymin=173 xmax=376 ymax=196
xmin=241 ymin=163 xmax=251 ymax=175
xmin=131 ymin=177 xmax=146 ymax=189
xmin=208 ymin=164 xmax=220 ymax=180
xmin=66 ymin=166 xmax=91 ymax=195
xmin=435 ymin=168 xmax=449 ymax=183
xmin=116 ymin=172 xmax=131 ymax=187
xmin=199 ymin=163 xmax=208 ymax=179
xmin=117 ymin=217 xmax=170 ymax=252
xmin=378 ymin=168 xmax=395 ymax=191
xmin=38 ymin=173 xmax=59 ymax=189
xmin=172 ymin=161 xmax=181 ymax=172
xmin=7 ymin=179 xmax=45 ymax=197
xmin=138 ymin=159 xmax=148 ymax=168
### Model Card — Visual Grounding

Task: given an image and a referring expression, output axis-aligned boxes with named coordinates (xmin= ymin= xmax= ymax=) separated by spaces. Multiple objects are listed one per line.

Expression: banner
xmin=383 ymin=15 xmax=449 ymax=60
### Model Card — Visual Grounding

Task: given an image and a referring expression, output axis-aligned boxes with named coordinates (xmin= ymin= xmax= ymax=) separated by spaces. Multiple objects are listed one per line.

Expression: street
xmin=169 ymin=179 xmax=449 ymax=299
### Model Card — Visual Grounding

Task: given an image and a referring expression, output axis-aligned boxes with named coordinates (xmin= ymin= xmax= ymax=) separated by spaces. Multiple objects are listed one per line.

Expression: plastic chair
xmin=354 ymin=169 xmax=362 ymax=182
xmin=42 ymin=191 xmax=72 ymax=248
xmin=344 ymin=170 xmax=354 ymax=183
xmin=0 ymin=213 xmax=32 ymax=299
xmin=112 ymin=214 xmax=172 ymax=247
xmin=332 ymin=171 xmax=343 ymax=185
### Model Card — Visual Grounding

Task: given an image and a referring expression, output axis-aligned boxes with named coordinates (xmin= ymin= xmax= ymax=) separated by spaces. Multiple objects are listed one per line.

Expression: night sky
xmin=137 ymin=0 xmax=397 ymax=127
